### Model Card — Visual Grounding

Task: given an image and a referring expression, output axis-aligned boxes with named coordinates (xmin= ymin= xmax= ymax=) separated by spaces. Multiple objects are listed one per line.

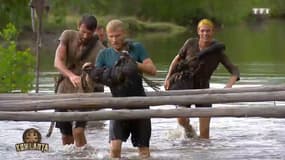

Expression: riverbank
xmin=17 ymin=15 xmax=186 ymax=55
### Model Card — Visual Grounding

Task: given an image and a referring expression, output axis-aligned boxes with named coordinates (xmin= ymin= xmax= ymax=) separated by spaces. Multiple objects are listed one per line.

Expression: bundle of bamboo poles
xmin=0 ymin=84 xmax=285 ymax=121
xmin=0 ymin=106 xmax=285 ymax=121
xmin=1 ymin=84 xmax=285 ymax=100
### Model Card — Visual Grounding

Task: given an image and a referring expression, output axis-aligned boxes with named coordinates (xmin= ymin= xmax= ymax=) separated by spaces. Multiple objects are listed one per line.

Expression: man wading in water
xmin=94 ymin=19 xmax=156 ymax=159
xmin=53 ymin=15 xmax=105 ymax=150
xmin=164 ymin=19 xmax=240 ymax=139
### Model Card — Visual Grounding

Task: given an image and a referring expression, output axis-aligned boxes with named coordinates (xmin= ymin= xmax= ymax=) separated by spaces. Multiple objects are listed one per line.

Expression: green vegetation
xmin=0 ymin=23 xmax=35 ymax=93
xmin=1 ymin=0 xmax=285 ymax=30
xmin=0 ymin=0 xmax=30 ymax=29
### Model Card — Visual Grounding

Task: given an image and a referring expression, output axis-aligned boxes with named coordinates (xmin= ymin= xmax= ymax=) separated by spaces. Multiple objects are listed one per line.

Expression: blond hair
xmin=106 ymin=19 xmax=126 ymax=32
xmin=197 ymin=19 xmax=214 ymax=29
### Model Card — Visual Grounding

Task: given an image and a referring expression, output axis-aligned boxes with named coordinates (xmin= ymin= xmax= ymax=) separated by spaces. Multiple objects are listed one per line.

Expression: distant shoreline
xmin=17 ymin=16 xmax=186 ymax=55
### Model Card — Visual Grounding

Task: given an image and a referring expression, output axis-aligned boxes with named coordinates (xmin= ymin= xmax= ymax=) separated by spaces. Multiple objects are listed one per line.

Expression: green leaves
xmin=0 ymin=23 xmax=18 ymax=41
xmin=0 ymin=23 xmax=35 ymax=93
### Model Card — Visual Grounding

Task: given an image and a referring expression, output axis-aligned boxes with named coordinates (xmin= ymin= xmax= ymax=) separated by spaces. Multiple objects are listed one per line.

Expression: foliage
xmin=0 ymin=23 xmax=35 ymax=93
xmin=0 ymin=0 xmax=30 ymax=29
xmin=132 ymin=0 xmax=285 ymax=25
xmin=0 ymin=23 xmax=18 ymax=41
xmin=0 ymin=0 xmax=284 ymax=30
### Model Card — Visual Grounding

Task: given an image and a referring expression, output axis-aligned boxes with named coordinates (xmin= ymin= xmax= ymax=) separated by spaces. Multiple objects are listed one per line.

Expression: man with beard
xmin=54 ymin=15 xmax=105 ymax=149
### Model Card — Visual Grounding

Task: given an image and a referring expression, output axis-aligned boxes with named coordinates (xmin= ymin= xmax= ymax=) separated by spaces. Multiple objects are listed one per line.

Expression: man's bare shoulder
xmin=60 ymin=29 xmax=78 ymax=40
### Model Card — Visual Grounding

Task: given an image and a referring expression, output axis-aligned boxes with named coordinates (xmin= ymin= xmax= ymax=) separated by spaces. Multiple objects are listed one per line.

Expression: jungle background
xmin=1 ymin=0 xmax=285 ymax=29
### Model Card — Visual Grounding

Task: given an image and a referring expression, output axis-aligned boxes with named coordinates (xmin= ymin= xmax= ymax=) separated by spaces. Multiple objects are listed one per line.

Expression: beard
xmin=79 ymin=38 xmax=90 ymax=46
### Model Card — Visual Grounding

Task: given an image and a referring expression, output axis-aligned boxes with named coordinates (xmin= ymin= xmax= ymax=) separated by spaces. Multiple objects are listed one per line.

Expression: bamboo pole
xmin=1 ymin=84 xmax=285 ymax=101
xmin=0 ymin=106 xmax=284 ymax=121
xmin=35 ymin=25 xmax=40 ymax=93
xmin=0 ymin=91 xmax=285 ymax=111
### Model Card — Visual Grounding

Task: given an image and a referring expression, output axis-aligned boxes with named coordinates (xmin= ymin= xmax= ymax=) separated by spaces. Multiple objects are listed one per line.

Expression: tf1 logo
xmin=252 ymin=8 xmax=270 ymax=15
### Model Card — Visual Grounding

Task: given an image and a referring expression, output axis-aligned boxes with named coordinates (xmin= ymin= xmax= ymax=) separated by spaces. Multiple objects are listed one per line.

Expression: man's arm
xmin=54 ymin=42 xmax=81 ymax=88
xmin=137 ymin=58 xmax=157 ymax=76
xmin=164 ymin=55 xmax=181 ymax=90
xmin=224 ymin=76 xmax=238 ymax=88
xmin=220 ymin=54 xmax=240 ymax=88
xmin=134 ymin=43 xmax=156 ymax=76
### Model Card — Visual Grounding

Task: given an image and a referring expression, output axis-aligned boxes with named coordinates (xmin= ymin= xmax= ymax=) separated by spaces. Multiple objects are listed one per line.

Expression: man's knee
xmin=72 ymin=121 xmax=86 ymax=136
xmin=110 ymin=140 xmax=122 ymax=158
xmin=61 ymin=135 xmax=74 ymax=145
xmin=177 ymin=117 xmax=189 ymax=127
xmin=72 ymin=127 xmax=85 ymax=137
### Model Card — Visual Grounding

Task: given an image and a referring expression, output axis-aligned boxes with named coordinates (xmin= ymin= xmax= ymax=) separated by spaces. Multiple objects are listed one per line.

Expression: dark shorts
xmin=55 ymin=109 xmax=87 ymax=136
xmin=109 ymin=119 xmax=151 ymax=147
xmin=181 ymin=81 xmax=211 ymax=108
xmin=55 ymin=121 xmax=86 ymax=135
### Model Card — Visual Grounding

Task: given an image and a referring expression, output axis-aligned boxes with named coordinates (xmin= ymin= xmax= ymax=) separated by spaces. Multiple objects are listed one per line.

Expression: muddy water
xmin=1 ymin=71 xmax=285 ymax=160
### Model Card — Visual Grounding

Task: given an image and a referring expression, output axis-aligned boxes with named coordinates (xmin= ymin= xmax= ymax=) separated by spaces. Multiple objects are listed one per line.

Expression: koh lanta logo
xmin=15 ymin=128 xmax=49 ymax=152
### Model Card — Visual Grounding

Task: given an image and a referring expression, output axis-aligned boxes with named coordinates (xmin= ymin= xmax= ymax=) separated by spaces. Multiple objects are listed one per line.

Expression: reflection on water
xmin=2 ymin=20 xmax=285 ymax=159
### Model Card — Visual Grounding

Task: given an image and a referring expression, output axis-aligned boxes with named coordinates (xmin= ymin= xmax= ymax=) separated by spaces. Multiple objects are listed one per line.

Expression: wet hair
xmin=197 ymin=19 xmax=214 ymax=29
xmin=79 ymin=15 xmax=98 ymax=31
xmin=106 ymin=19 xmax=127 ymax=32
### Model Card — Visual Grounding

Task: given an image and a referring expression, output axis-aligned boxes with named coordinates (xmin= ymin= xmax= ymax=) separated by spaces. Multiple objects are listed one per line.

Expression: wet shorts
xmin=55 ymin=121 xmax=87 ymax=136
xmin=55 ymin=109 xmax=87 ymax=135
xmin=109 ymin=119 xmax=151 ymax=147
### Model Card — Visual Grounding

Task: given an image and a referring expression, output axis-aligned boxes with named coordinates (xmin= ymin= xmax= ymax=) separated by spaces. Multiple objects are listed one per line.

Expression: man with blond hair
xmin=95 ymin=19 xmax=156 ymax=159
xmin=164 ymin=18 xmax=240 ymax=139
